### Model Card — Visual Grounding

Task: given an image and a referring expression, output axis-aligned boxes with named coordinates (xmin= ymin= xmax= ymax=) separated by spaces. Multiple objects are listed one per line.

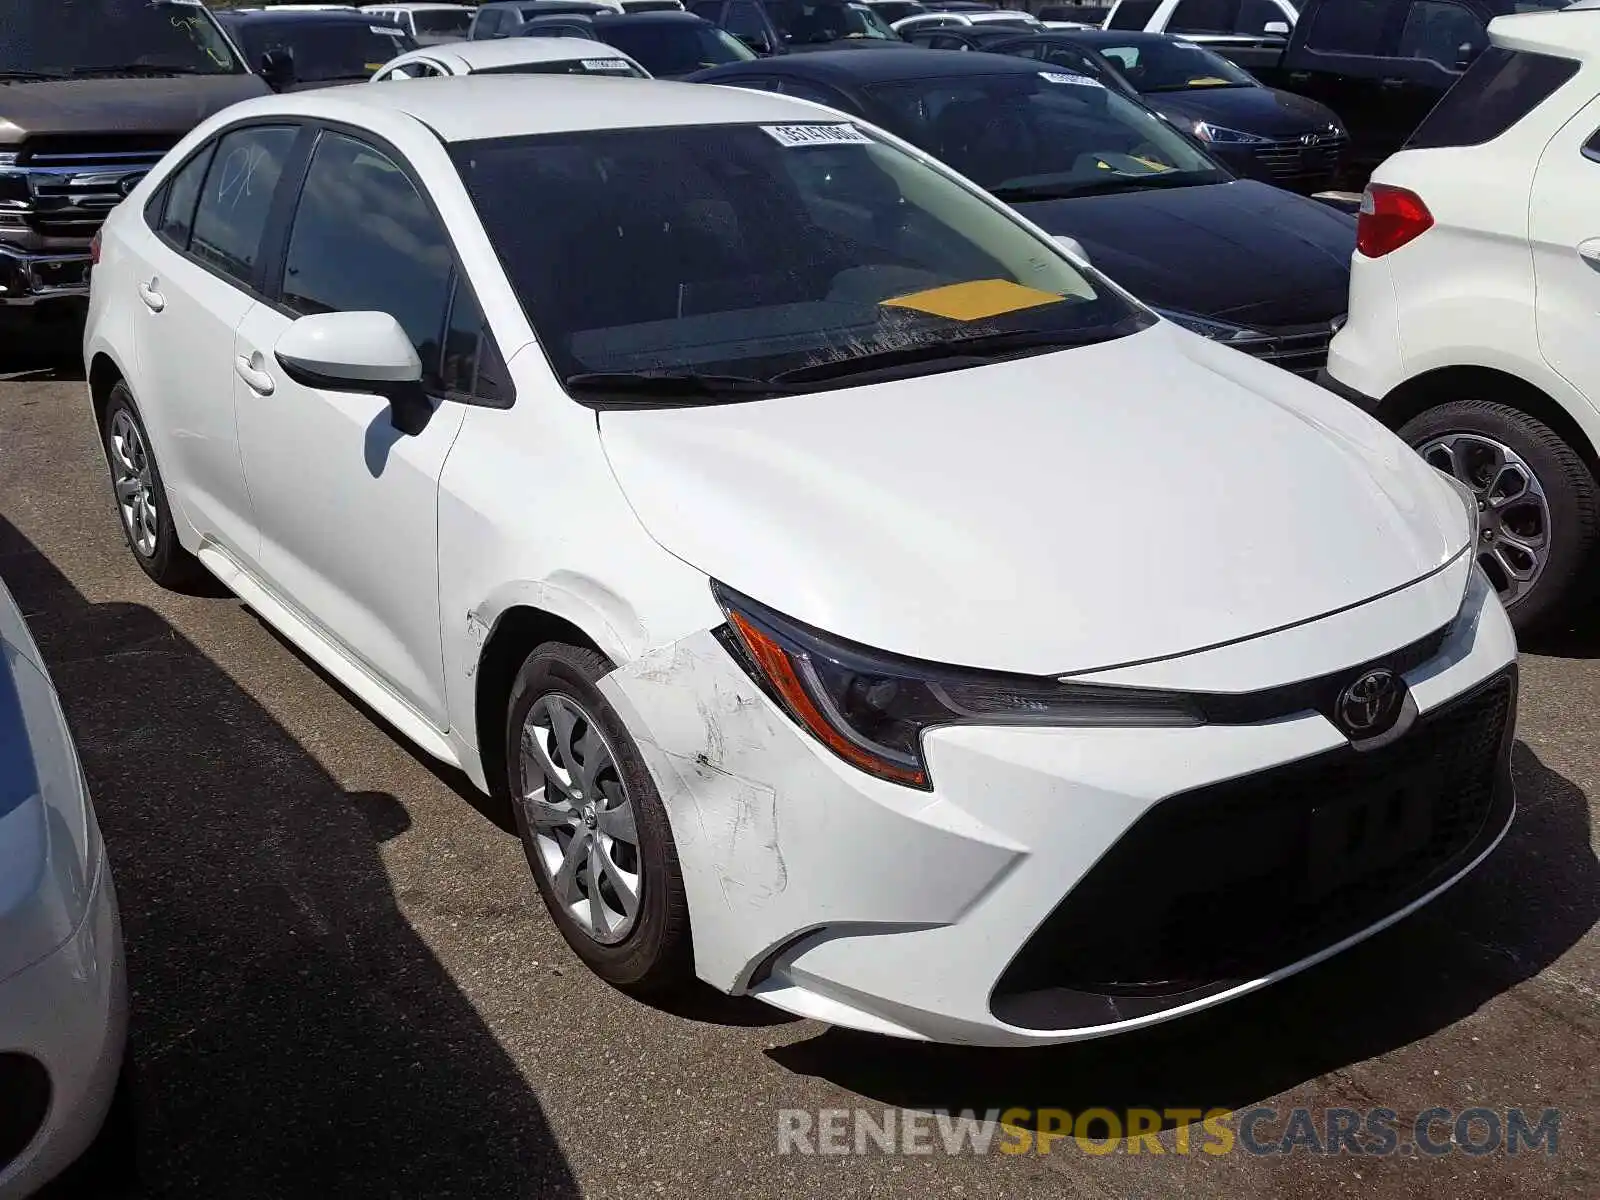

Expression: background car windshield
xmin=771 ymin=1 xmax=898 ymax=43
xmin=1094 ymin=39 xmax=1256 ymax=91
xmin=2 ymin=0 xmax=243 ymax=76
xmin=479 ymin=56 xmax=647 ymax=76
xmin=412 ymin=9 xmax=474 ymax=34
xmin=232 ymin=20 xmax=411 ymax=81
xmin=867 ymin=70 xmax=1226 ymax=196
xmin=451 ymin=124 xmax=1146 ymax=392
xmin=597 ymin=22 xmax=755 ymax=72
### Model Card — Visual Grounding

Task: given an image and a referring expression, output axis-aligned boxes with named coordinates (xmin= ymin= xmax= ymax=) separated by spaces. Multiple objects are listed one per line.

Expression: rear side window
xmin=190 ymin=126 xmax=298 ymax=288
xmin=1106 ymin=0 xmax=1161 ymax=30
xmin=1405 ymin=46 xmax=1578 ymax=150
xmin=1302 ymin=0 xmax=1401 ymax=55
xmin=154 ymin=143 xmax=217 ymax=251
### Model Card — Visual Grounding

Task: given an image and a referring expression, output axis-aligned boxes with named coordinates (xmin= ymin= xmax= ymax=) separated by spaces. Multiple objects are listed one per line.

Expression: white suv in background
xmin=1326 ymin=5 xmax=1600 ymax=633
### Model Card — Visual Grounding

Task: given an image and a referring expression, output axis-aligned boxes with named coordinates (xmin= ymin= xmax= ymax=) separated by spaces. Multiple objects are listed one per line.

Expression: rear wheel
xmin=505 ymin=643 xmax=692 ymax=993
xmin=100 ymin=382 xmax=204 ymax=590
xmin=1400 ymin=399 xmax=1599 ymax=633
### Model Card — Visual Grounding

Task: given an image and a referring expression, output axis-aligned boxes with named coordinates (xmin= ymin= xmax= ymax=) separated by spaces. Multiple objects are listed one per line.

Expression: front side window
xmin=451 ymin=122 xmax=1150 ymax=396
xmin=154 ymin=142 xmax=217 ymax=250
xmin=768 ymin=1 xmax=898 ymax=44
xmin=867 ymin=70 xmax=1227 ymax=196
xmin=725 ymin=2 xmax=771 ymax=42
xmin=1106 ymin=0 xmax=1162 ymax=30
xmin=413 ymin=8 xmax=475 ymax=36
xmin=189 ymin=126 xmax=298 ymax=288
xmin=1396 ymin=0 xmax=1486 ymax=70
xmin=228 ymin=19 xmax=414 ymax=82
xmin=1095 ymin=39 xmax=1257 ymax=90
xmin=1301 ymin=0 xmax=1400 ymax=55
xmin=1169 ymin=0 xmax=1237 ymax=35
xmin=2 ymin=0 xmax=244 ymax=77
xmin=597 ymin=21 xmax=756 ymax=73
xmin=280 ymin=132 xmax=455 ymax=384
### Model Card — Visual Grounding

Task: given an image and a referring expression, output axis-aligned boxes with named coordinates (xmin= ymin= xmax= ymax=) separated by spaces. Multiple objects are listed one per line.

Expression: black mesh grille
xmin=1237 ymin=322 xmax=1337 ymax=379
xmin=0 ymin=1053 xmax=51 ymax=1170
xmin=992 ymin=669 xmax=1516 ymax=1031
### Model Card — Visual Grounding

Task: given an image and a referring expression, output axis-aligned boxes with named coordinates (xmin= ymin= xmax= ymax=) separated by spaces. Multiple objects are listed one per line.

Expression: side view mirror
xmin=1052 ymin=234 xmax=1089 ymax=263
xmin=275 ymin=311 xmax=433 ymax=436
xmin=1262 ymin=20 xmax=1289 ymax=36
xmin=259 ymin=47 xmax=297 ymax=90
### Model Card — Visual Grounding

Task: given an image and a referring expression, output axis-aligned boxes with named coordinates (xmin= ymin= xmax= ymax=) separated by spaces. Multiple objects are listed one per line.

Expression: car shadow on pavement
xmin=767 ymin=741 xmax=1598 ymax=1131
xmin=0 ymin=313 xmax=86 ymax=384
xmin=0 ymin=517 xmax=580 ymax=1200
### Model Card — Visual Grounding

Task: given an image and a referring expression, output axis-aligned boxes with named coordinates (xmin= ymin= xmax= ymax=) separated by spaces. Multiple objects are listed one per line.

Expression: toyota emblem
xmin=1336 ymin=669 xmax=1403 ymax=738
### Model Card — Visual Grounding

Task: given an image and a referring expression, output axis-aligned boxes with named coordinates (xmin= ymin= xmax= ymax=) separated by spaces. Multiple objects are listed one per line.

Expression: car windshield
xmin=1 ymin=0 xmax=244 ymax=77
xmin=1093 ymin=38 xmax=1257 ymax=91
xmin=230 ymin=19 xmax=413 ymax=81
xmin=867 ymin=69 xmax=1229 ymax=198
xmin=451 ymin=123 xmax=1149 ymax=398
xmin=479 ymin=55 xmax=647 ymax=76
xmin=413 ymin=9 xmax=474 ymax=34
xmin=770 ymin=1 xmax=900 ymax=44
xmin=596 ymin=22 xmax=755 ymax=74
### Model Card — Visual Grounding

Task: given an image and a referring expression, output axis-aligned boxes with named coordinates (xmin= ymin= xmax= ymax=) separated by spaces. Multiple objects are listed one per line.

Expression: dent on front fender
xmin=598 ymin=629 xmax=1022 ymax=994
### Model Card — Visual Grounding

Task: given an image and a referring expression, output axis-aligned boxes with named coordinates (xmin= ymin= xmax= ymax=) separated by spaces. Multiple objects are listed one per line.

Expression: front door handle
xmin=234 ymin=353 xmax=275 ymax=395
xmin=138 ymin=279 xmax=165 ymax=313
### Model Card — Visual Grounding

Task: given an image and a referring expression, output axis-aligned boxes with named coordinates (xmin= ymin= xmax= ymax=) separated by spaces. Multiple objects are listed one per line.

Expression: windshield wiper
xmin=564 ymin=370 xmax=789 ymax=401
xmin=70 ymin=64 xmax=205 ymax=77
xmin=769 ymin=328 xmax=1108 ymax=386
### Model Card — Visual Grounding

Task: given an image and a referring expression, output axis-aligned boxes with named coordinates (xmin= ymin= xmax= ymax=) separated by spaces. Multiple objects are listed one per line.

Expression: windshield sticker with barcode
xmin=1039 ymin=71 xmax=1103 ymax=88
xmin=582 ymin=58 xmax=634 ymax=71
xmin=762 ymin=124 xmax=872 ymax=148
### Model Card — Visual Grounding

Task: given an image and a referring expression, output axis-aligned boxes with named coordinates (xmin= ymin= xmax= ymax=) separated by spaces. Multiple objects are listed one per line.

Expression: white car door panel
xmin=1530 ymin=94 xmax=1600 ymax=416
xmin=231 ymin=128 xmax=465 ymax=727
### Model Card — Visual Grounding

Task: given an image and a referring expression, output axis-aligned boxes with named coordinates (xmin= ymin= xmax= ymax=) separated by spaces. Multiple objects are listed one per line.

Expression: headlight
xmin=1191 ymin=121 xmax=1269 ymax=145
xmin=1154 ymin=308 xmax=1271 ymax=345
xmin=713 ymin=584 xmax=1202 ymax=789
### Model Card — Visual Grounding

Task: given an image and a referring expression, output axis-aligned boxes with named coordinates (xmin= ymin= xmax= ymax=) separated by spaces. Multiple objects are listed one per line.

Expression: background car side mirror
xmin=259 ymin=47 xmax=297 ymax=90
xmin=1262 ymin=20 xmax=1289 ymax=36
xmin=274 ymin=312 xmax=434 ymax=436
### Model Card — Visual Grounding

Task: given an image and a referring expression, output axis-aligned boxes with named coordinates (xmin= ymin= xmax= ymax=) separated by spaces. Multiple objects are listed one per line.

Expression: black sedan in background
xmin=216 ymin=9 xmax=417 ymax=90
xmin=991 ymin=31 xmax=1348 ymax=194
xmin=690 ymin=49 xmax=1354 ymax=377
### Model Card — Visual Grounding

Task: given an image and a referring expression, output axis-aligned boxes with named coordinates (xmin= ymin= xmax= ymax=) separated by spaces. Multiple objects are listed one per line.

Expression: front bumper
xmin=0 ymin=849 xmax=127 ymax=1199
xmin=0 ymin=244 xmax=91 ymax=306
xmin=604 ymin=565 xmax=1517 ymax=1046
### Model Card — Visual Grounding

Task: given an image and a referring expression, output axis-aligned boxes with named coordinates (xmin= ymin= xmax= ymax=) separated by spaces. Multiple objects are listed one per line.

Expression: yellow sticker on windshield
xmin=881 ymin=279 xmax=1063 ymax=322
xmin=1130 ymin=156 xmax=1176 ymax=172
xmin=1188 ymin=76 xmax=1234 ymax=86
xmin=365 ymin=62 xmax=386 ymax=71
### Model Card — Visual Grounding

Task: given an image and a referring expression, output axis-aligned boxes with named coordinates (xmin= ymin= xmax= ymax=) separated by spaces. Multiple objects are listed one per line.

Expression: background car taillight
xmin=89 ymin=229 xmax=101 ymax=266
xmin=1357 ymin=185 xmax=1433 ymax=258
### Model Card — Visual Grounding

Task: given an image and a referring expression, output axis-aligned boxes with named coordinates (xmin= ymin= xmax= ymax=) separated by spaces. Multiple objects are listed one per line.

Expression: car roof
xmin=523 ymin=8 xmax=710 ymax=21
xmin=224 ymin=74 xmax=836 ymax=140
xmin=705 ymin=45 xmax=1050 ymax=83
xmin=363 ymin=3 xmax=471 ymax=9
xmin=400 ymin=36 xmax=639 ymax=68
xmin=218 ymin=9 xmax=398 ymax=25
xmin=1028 ymin=29 xmax=1188 ymax=46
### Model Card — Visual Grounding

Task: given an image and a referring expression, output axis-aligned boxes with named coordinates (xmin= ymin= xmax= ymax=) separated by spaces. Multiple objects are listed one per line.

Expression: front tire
xmin=100 ymin=382 xmax=203 ymax=590
xmin=505 ymin=643 xmax=692 ymax=994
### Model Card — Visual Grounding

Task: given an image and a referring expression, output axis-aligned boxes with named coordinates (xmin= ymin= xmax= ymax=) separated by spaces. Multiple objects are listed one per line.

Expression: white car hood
xmin=600 ymin=324 xmax=1469 ymax=674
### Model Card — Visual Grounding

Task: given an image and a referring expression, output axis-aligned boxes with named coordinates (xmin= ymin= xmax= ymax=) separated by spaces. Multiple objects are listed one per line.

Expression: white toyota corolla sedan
xmin=84 ymin=77 xmax=1518 ymax=1046
xmin=0 ymin=579 xmax=126 ymax=1197
xmin=369 ymin=35 xmax=649 ymax=81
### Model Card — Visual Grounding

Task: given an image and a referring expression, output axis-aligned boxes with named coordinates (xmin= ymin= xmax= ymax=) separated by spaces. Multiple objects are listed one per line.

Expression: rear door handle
xmin=234 ymin=353 xmax=275 ymax=396
xmin=137 ymin=280 xmax=165 ymax=313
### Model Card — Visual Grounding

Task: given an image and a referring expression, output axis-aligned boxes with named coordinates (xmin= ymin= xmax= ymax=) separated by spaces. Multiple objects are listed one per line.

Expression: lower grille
xmin=992 ymin=669 xmax=1516 ymax=1031
xmin=1238 ymin=321 xmax=1337 ymax=379
xmin=0 ymin=1053 xmax=51 ymax=1170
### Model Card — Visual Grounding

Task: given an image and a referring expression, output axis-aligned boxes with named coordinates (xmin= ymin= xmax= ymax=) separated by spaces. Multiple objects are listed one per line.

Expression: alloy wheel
xmin=108 ymin=409 xmax=158 ymax=558
xmin=517 ymin=693 xmax=643 ymax=945
xmin=1418 ymin=431 xmax=1551 ymax=608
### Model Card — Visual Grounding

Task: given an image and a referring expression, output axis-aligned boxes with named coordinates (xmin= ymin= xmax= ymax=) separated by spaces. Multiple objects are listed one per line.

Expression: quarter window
xmin=279 ymin=132 xmax=456 ymax=390
xmin=154 ymin=142 xmax=216 ymax=251
xmin=1407 ymin=46 xmax=1578 ymax=150
xmin=189 ymin=126 xmax=298 ymax=288
xmin=1302 ymin=0 xmax=1400 ymax=55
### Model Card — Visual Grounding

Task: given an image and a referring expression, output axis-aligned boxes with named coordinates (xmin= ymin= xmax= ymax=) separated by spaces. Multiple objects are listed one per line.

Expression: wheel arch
xmin=1378 ymin=364 xmax=1600 ymax=478
xmin=87 ymin=351 xmax=128 ymax=433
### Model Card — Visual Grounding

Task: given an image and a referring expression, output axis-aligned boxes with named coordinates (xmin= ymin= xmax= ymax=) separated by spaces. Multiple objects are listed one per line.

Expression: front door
xmin=233 ymin=129 xmax=465 ymax=727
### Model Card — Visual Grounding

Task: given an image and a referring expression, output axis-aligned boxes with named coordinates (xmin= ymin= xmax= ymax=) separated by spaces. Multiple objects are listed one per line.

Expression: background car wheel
xmin=505 ymin=642 xmax=692 ymax=994
xmin=100 ymin=382 xmax=204 ymax=590
xmin=1399 ymin=399 xmax=1599 ymax=634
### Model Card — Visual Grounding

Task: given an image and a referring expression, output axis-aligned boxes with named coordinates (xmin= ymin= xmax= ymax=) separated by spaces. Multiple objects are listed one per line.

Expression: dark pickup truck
xmin=1 ymin=0 xmax=267 ymax=313
xmin=1209 ymin=0 xmax=1578 ymax=185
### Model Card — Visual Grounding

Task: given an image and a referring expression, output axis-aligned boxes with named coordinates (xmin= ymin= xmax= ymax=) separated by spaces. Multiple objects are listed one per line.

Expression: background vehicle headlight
xmin=1191 ymin=121 xmax=1269 ymax=145
xmin=713 ymin=584 xmax=1203 ymax=789
xmin=1154 ymin=308 xmax=1271 ymax=345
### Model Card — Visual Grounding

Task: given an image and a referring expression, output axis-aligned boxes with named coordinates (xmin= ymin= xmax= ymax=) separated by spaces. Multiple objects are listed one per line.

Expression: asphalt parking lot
xmin=1 ymin=335 xmax=1596 ymax=1200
